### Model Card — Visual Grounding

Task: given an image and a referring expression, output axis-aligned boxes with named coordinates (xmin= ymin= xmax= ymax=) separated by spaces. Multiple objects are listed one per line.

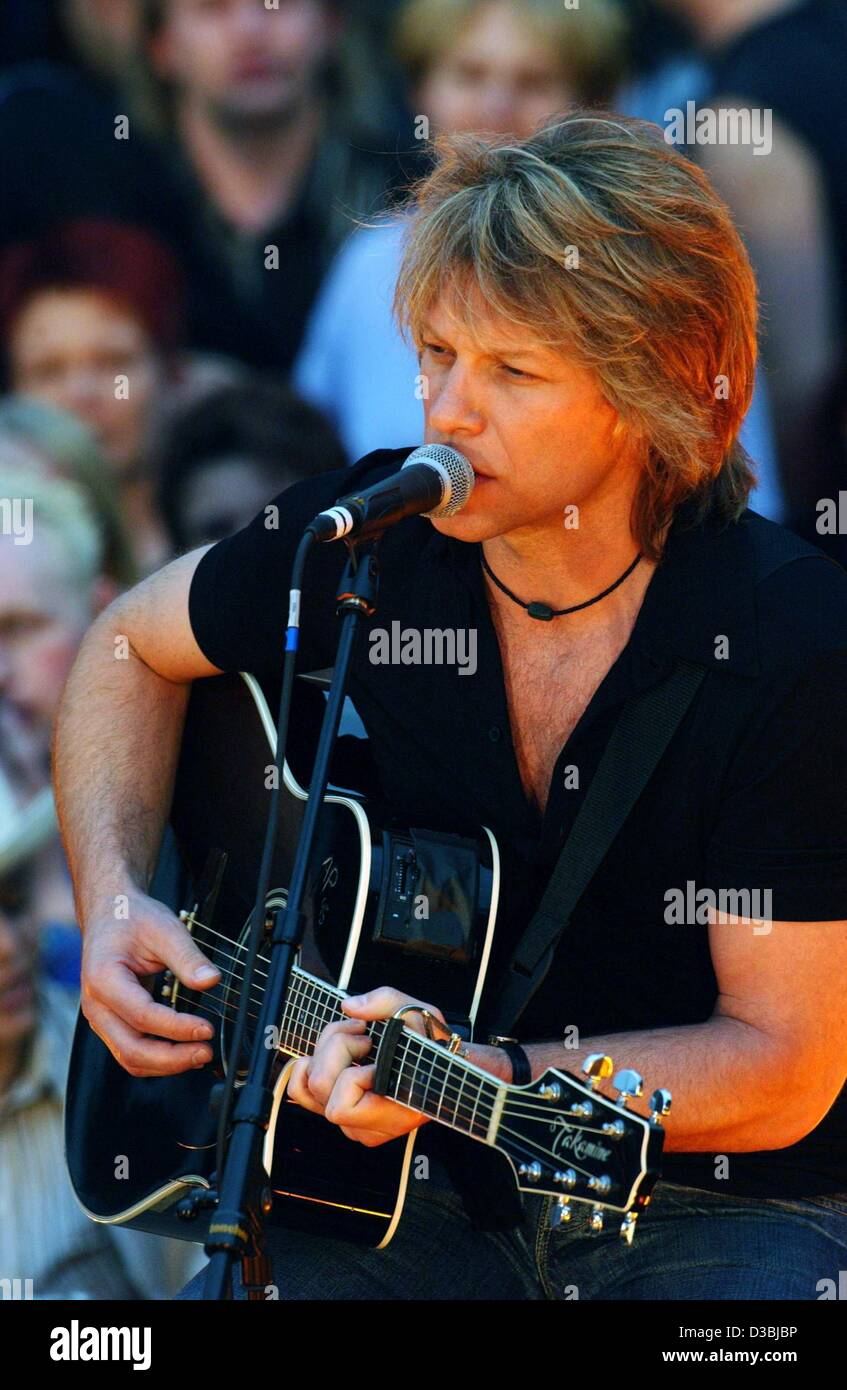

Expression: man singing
xmin=54 ymin=113 xmax=847 ymax=1300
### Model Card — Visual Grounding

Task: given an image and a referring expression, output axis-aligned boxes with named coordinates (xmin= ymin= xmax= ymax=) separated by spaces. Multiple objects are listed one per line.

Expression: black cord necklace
xmin=480 ymin=547 xmax=642 ymax=621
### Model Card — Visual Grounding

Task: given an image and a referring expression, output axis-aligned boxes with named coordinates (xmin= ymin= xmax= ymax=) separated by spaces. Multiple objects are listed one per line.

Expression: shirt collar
xmin=632 ymin=504 xmax=760 ymax=679
xmin=434 ymin=500 xmax=761 ymax=682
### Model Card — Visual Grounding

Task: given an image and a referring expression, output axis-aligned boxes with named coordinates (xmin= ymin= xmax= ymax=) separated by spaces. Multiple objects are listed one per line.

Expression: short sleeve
xmin=703 ymin=647 xmax=847 ymax=921
xmin=187 ymin=450 xmax=402 ymax=678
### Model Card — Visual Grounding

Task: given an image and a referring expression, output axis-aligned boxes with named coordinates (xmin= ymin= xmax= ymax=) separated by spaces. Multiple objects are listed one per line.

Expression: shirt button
xmin=488 ymin=724 xmax=503 ymax=742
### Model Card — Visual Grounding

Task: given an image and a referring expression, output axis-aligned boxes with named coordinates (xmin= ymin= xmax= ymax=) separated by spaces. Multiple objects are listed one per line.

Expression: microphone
xmin=308 ymin=444 xmax=475 ymax=543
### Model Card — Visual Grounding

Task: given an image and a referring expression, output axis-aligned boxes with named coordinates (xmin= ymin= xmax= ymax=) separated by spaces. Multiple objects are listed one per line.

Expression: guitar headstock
xmin=495 ymin=1054 xmax=670 ymax=1242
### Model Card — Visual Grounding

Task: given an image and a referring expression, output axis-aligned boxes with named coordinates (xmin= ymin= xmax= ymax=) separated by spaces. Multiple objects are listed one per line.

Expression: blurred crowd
xmin=0 ymin=0 xmax=846 ymax=1298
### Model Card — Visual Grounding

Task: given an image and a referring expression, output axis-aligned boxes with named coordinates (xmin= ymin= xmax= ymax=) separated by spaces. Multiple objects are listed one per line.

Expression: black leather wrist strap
xmin=489 ymin=1036 xmax=531 ymax=1086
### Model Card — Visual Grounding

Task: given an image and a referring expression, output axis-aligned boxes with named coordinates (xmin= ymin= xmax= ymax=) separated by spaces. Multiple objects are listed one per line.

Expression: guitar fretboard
xmin=280 ymin=967 xmax=502 ymax=1141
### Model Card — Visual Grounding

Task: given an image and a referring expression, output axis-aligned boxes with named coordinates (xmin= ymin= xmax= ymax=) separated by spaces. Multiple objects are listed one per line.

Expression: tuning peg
xmin=568 ymin=1099 xmax=593 ymax=1119
xmin=619 ymin=1212 xmax=638 ymax=1245
xmin=518 ymin=1161 xmax=543 ymax=1183
xmin=537 ymin=1082 xmax=561 ymax=1103
xmin=649 ymin=1087 xmax=672 ymax=1121
xmin=553 ymin=1169 xmax=577 ymax=1190
xmin=589 ymin=1206 xmax=605 ymax=1234
xmin=587 ymin=1174 xmax=612 ymax=1196
xmin=613 ymin=1068 xmax=644 ymax=1108
xmin=582 ymin=1054 xmax=614 ymax=1089
xmin=549 ymin=1197 xmax=572 ymax=1230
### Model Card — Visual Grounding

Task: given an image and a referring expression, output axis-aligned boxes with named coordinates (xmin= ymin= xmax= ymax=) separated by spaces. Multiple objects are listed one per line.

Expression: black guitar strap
xmin=487 ymin=658 xmax=708 ymax=1037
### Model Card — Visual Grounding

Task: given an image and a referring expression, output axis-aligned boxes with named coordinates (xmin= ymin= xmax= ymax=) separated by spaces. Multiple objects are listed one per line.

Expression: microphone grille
xmin=401 ymin=444 xmax=475 ymax=517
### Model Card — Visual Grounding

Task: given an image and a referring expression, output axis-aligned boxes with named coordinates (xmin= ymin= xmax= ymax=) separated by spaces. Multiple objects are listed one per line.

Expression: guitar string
xmin=178 ymin=939 xmax=635 ymax=1136
xmin=387 ymin=1035 xmax=616 ymax=1185
xmin=166 ymin=980 xmax=631 ymax=1177
xmin=170 ymin=921 xmax=642 ymax=1133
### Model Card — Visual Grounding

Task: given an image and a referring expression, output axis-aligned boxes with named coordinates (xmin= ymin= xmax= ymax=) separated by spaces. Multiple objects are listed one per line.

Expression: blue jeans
xmin=175 ymin=1162 xmax=847 ymax=1301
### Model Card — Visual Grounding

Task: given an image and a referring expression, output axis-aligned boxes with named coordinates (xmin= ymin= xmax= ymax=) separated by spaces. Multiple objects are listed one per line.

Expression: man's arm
xmin=52 ymin=545 xmax=227 ymax=1076
xmin=537 ymin=913 xmax=847 ymax=1153
xmin=287 ymin=914 xmax=847 ymax=1154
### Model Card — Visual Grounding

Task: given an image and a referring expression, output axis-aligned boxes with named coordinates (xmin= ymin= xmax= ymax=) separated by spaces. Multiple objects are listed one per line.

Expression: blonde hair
xmin=393 ymin=112 xmax=759 ymax=557
xmin=393 ymin=0 xmax=628 ymax=105
xmin=0 ymin=465 xmax=104 ymax=590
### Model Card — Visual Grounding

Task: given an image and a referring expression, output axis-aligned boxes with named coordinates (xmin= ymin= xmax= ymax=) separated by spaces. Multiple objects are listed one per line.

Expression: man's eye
xmin=501 ymin=363 xmax=529 ymax=378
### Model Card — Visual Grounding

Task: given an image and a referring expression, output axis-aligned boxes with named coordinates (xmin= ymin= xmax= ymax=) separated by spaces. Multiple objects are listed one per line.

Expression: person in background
xmin=293 ymin=0 xmax=628 ymax=461
xmin=133 ymin=0 xmax=416 ymax=374
xmin=0 ymin=832 xmax=203 ymax=1298
xmin=0 ymin=467 xmax=117 ymax=984
xmin=0 ymin=466 xmax=196 ymax=1296
xmin=0 ymin=396 xmax=137 ymax=591
xmin=0 ymin=219 xmax=185 ymax=575
xmin=154 ymin=377 xmax=347 ymax=553
xmin=649 ymin=0 xmax=847 ymax=536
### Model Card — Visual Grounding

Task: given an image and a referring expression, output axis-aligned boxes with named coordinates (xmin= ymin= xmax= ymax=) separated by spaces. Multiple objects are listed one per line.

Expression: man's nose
xmin=426 ymin=362 xmax=484 ymax=438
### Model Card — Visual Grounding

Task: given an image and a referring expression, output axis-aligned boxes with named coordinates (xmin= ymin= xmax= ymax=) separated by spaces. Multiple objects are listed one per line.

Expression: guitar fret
xmin=435 ymin=1055 xmax=451 ymax=1120
xmin=469 ymin=1070 xmax=484 ymax=1138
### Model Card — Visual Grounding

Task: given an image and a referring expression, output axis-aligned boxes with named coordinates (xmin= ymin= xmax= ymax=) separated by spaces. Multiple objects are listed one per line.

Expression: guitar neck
xmin=280 ymin=967 xmax=502 ymax=1143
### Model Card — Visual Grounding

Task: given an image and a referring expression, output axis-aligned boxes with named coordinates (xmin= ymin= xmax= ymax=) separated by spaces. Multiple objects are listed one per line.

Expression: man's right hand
xmin=80 ymin=885 xmax=221 ymax=1077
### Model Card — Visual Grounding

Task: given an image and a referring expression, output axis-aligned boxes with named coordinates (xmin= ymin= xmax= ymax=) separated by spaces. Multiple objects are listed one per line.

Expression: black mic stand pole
xmin=202 ymin=537 xmax=380 ymax=1300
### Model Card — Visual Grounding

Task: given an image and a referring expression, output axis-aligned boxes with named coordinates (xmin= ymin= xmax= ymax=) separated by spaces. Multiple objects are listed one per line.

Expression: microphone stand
xmin=202 ymin=537 xmax=380 ymax=1299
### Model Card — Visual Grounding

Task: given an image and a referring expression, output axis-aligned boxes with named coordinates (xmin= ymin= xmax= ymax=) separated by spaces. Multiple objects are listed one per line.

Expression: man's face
xmin=0 ymin=536 xmax=94 ymax=776
xmin=8 ymin=289 xmax=162 ymax=476
xmin=154 ymin=0 xmax=339 ymax=127
xmin=0 ymin=868 xmax=38 ymax=1051
xmin=417 ymin=1 xmax=578 ymax=141
xmin=419 ymin=284 xmax=640 ymax=543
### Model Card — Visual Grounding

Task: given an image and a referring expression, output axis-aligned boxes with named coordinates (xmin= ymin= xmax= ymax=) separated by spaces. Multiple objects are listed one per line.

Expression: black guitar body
xmin=66 ymin=673 xmax=499 ymax=1247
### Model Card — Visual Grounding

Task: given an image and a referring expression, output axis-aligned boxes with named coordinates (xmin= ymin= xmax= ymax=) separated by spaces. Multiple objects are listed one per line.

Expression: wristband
xmin=488 ymin=1035 xmax=531 ymax=1086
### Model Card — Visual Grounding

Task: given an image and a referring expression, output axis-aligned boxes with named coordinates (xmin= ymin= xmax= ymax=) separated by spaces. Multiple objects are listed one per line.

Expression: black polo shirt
xmin=188 ymin=448 xmax=847 ymax=1200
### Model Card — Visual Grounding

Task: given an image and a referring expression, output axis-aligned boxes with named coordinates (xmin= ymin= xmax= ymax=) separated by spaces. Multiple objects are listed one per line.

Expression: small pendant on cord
xmin=527 ymin=602 xmax=555 ymax=621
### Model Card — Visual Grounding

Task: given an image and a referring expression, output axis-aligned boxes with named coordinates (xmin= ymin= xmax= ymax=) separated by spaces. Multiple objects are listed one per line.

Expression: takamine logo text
xmin=50 ymin=1321 xmax=152 ymax=1371
xmin=549 ymin=1116 xmax=613 ymax=1164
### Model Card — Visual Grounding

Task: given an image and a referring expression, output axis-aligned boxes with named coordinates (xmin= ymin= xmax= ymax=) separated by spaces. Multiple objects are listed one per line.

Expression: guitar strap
xmin=488 ymin=519 xmax=829 ymax=1038
xmin=486 ymin=657 xmax=708 ymax=1037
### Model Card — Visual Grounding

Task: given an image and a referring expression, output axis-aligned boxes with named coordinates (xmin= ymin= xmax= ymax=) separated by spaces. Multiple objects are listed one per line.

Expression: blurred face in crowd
xmin=0 ymin=868 xmax=38 ymax=1056
xmin=62 ymin=0 xmax=142 ymax=82
xmin=152 ymin=0 xmax=341 ymax=129
xmin=7 ymin=289 xmax=162 ymax=476
xmin=0 ymin=533 xmax=96 ymax=779
xmin=177 ymin=457 xmax=298 ymax=548
xmin=416 ymin=1 xmax=578 ymax=140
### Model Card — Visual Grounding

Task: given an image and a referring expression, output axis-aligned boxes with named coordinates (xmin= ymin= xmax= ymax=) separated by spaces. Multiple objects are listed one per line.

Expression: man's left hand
xmin=285 ymin=987 xmax=445 ymax=1147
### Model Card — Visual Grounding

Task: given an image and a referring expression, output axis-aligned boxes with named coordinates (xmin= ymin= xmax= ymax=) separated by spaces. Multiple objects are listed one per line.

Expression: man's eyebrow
xmin=418 ymin=323 xmax=547 ymax=360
